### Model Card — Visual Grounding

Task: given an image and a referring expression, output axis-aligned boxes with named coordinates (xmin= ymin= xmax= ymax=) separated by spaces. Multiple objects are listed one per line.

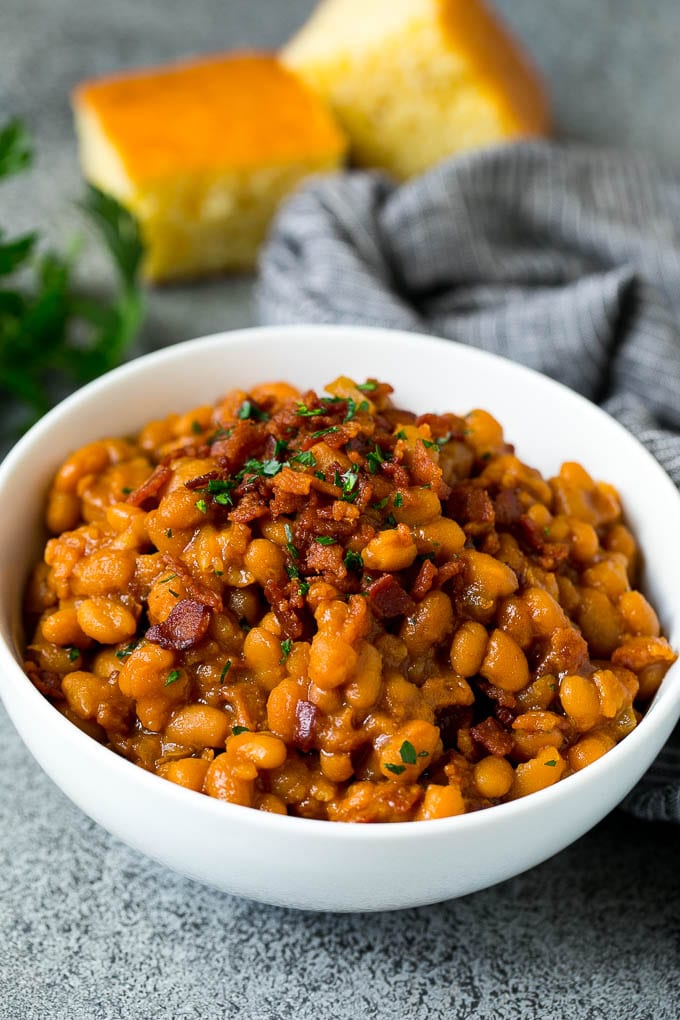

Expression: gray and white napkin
xmin=257 ymin=140 xmax=680 ymax=822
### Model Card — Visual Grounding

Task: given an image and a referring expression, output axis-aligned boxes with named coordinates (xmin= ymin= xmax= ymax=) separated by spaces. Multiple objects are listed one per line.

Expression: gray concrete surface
xmin=1 ymin=2 xmax=680 ymax=1018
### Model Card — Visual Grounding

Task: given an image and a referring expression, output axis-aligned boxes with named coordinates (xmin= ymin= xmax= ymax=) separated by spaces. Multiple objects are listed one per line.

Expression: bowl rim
xmin=1 ymin=322 xmax=679 ymax=843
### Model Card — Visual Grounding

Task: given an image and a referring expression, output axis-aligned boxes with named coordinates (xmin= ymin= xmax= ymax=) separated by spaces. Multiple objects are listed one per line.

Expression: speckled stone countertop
xmin=1 ymin=2 xmax=679 ymax=1017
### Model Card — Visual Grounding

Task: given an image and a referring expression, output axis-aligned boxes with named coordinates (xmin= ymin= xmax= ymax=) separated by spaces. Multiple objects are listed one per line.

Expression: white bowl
xmin=1 ymin=325 xmax=679 ymax=912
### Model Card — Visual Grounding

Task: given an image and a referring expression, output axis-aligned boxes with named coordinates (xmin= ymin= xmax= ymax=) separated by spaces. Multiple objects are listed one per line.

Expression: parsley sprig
xmin=0 ymin=119 xmax=145 ymax=434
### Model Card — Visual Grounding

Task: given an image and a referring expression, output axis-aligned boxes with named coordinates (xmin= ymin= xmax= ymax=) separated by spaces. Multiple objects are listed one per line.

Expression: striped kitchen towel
xmin=257 ymin=140 xmax=680 ymax=822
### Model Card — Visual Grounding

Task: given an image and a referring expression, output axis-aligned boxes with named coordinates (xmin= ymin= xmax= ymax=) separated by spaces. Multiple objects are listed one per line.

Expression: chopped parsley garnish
xmin=239 ymin=618 xmax=251 ymax=632
xmin=421 ymin=439 xmax=437 ymax=450
xmin=232 ymin=725 xmax=250 ymax=735
xmin=543 ymin=526 xmax=552 ymax=538
xmin=358 ymin=381 xmax=378 ymax=392
xmin=296 ymin=402 xmax=324 ymax=417
xmin=168 ymin=589 xmax=179 ymax=598
xmin=67 ymin=647 xmax=80 ymax=662
xmin=207 ymin=425 xmax=234 ymax=444
xmin=344 ymin=549 xmax=363 ymax=572
xmin=121 ymin=486 xmax=133 ymax=495
xmin=395 ymin=429 xmax=408 ymax=440
xmin=298 ymin=580 xmax=310 ymax=597
xmin=385 ymin=513 xmax=397 ymax=528
xmin=219 ymin=660 xmax=232 ymax=683
xmin=241 ymin=457 xmax=282 ymax=478
xmin=393 ymin=492 xmax=404 ymax=508
xmin=161 ymin=573 xmax=178 ymax=584
xmin=544 ymin=760 xmax=557 ymax=767
xmin=291 ymin=450 xmax=316 ymax=467
xmin=191 ymin=420 xmax=202 ymax=435
xmin=314 ymin=536 xmax=336 ymax=545
xmin=311 ymin=426 xmax=340 ymax=439
xmin=195 ymin=498 xmax=208 ymax=514
xmin=274 ymin=439 xmax=289 ymax=458
xmin=340 ymin=464 xmax=360 ymax=502
xmin=237 ymin=399 xmax=269 ymax=422
xmin=213 ymin=569 xmax=223 ymax=576
xmin=284 ymin=523 xmax=298 ymax=560
xmin=165 ymin=669 xmax=181 ymax=687
xmin=366 ymin=445 xmax=387 ymax=474
xmin=115 ymin=640 xmax=140 ymax=660
xmin=280 ymin=638 xmax=293 ymax=662
xmin=372 ymin=496 xmax=389 ymax=511
xmin=384 ymin=763 xmax=406 ymax=776
xmin=165 ymin=528 xmax=173 ymax=539
xmin=342 ymin=397 xmax=369 ymax=422
xmin=207 ymin=478 xmax=235 ymax=494
xmin=399 ymin=741 xmax=418 ymax=765
xmin=314 ymin=470 xmax=325 ymax=480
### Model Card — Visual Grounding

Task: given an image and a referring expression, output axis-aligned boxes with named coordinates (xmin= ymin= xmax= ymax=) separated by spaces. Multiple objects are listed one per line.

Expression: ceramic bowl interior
xmin=1 ymin=325 xmax=679 ymax=912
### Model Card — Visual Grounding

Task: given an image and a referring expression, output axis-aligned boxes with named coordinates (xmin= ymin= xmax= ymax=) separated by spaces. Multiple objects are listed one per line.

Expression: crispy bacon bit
xmin=184 ymin=471 xmax=219 ymax=491
xmin=447 ymin=483 xmax=495 ymax=535
xmin=366 ymin=574 xmax=416 ymax=619
xmin=264 ymin=579 xmax=305 ymax=640
xmin=146 ymin=598 xmax=212 ymax=651
xmin=533 ymin=627 xmax=590 ymax=679
xmin=471 ymin=716 xmax=514 ymax=757
xmin=494 ymin=488 xmax=524 ymax=528
xmin=210 ymin=420 xmax=267 ymax=471
xmin=294 ymin=700 xmax=319 ymax=752
xmin=163 ymin=556 xmax=223 ymax=611
xmin=25 ymin=663 xmax=65 ymax=701
xmin=411 ymin=558 xmax=437 ymax=600
xmin=434 ymin=558 xmax=465 ymax=586
xmin=228 ymin=491 xmax=270 ymax=523
xmin=125 ymin=465 xmax=172 ymax=508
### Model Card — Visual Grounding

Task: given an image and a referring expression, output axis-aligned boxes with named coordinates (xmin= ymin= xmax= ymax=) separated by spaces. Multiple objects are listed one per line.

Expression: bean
xmin=76 ymin=597 xmax=137 ymax=644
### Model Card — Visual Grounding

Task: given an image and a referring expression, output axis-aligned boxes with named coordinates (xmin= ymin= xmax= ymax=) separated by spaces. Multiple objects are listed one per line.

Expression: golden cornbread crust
xmin=72 ymin=52 xmax=347 ymax=182
xmin=72 ymin=52 xmax=347 ymax=281
xmin=282 ymin=0 xmax=550 ymax=179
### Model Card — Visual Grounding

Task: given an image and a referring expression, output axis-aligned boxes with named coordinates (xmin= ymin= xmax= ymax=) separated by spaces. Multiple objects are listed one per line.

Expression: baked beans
xmin=23 ymin=377 xmax=676 ymax=822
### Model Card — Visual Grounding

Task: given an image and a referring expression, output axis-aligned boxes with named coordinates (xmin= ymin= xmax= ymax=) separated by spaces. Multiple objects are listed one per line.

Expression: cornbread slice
xmin=72 ymin=54 xmax=347 ymax=281
xmin=282 ymin=0 xmax=549 ymax=180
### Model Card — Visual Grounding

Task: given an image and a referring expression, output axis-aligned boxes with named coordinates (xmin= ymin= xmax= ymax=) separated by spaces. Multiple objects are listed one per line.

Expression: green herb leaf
xmin=395 ymin=430 xmax=408 ymax=440
xmin=115 ymin=640 xmax=140 ymax=660
xmin=384 ymin=763 xmax=406 ymax=776
xmin=165 ymin=529 xmax=173 ymax=538
xmin=291 ymin=449 xmax=316 ymax=467
xmin=0 ymin=119 xmax=32 ymax=180
xmin=340 ymin=464 xmax=360 ymax=502
xmin=314 ymin=536 xmax=336 ymax=545
xmin=274 ymin=439 xmax=289 ymax=458
xmin=232 ymin=725 xmax=250 ymax=735
xmin=161 ymin=573 xmax=178 ymax=584
xmin=311 ymin=426 xmax=340 ymax=439
xmin=284 ymin=523 xmax=298 ymax=560
xmin=357 ymin=381 xmax=378 ymax=393
xmin=344 ymin=549 xmax=363 ymax=572
xmin=195 ymin=499 xmax=208 ymax=514
xmin=280 ymin=638 xmax=293 ymax=662
xmin=67 ymin=647 xmax=80 ymax=662
xmin=366 ymin=445 xmax=387 ymax=475
xmin=544 ymin=760 xmax=557 ymax=767
xmin=165 ymin=669 xmax=181 ymax=687
xmin=393 ymin=492 xmax=404 ymax=508
xmin=220 ymin=660 xmax=232 ymax=683
xmin=237 ymin=399 xmax=269 ymax=422
xmin=191 ymin=420 xmax=202 ymax=435
xmin=296 ymin=402 xmax=324 ymax=417
xmin=399 ymin=741 xmax=418 ymax=765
